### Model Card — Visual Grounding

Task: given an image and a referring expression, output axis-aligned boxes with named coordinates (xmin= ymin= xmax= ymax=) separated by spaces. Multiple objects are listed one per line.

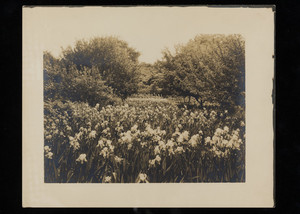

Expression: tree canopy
xmin=136 ymin=62 xmax=164 ymax=94
xmin=44 ymin=51 xmax=117 ymax=107
xmin=157 ymin=34 xmax=245 ymax=111
xmin=60 ymin=36 xmax=141 ymax=100
xmin=44 ymin=34 xmax=245 ymax=112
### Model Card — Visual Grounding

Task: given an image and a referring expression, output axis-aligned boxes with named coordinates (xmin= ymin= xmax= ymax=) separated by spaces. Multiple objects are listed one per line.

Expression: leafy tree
xmin=136 ymin=62 xmax=164 ymax=94
xmin=43 ymin=52 xmax=116 ymax=107
xmin=44 ymin=51 xmax=64 ymax=100
xmin=157 ymin=34 xmax=245 ymax=112
xmin=60 ymin=36 xmax=140 ymax=100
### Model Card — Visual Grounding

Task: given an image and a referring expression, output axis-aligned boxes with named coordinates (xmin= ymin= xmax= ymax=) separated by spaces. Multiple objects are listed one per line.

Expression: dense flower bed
xmin=44 ymin=99 xmax=245 ymax=183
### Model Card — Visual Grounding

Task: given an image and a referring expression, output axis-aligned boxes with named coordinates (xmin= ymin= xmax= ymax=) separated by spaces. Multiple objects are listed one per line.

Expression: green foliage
xmin=157 ymin=34 xmax=245 ymax=113
xmin=60 ymin=36 xmax=141 ymax=100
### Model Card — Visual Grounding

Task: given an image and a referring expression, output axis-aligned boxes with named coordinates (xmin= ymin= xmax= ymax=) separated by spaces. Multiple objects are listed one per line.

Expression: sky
xmin=24 ymin=6 xmax=258 ymax=63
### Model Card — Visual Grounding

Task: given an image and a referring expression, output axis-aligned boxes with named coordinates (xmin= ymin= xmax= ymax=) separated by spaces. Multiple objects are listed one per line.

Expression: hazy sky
xmin=25 ymin=7 xmax=256 ymax=63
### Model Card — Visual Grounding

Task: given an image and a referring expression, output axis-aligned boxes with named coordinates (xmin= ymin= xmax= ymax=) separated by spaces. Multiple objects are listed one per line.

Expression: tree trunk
xmin=194 ymin=96 xmax=204 ymax=109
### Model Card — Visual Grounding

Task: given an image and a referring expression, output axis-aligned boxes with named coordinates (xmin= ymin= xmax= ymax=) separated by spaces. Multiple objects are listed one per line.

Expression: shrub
xmin=44 ymin=52 xmax=119 ymax=107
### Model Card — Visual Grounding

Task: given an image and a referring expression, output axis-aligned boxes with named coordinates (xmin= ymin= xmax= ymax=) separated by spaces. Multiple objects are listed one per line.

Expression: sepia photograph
xmin=23 ymin=6 xmax=273 ymax=207
xmin=43 ymin=15 xmax=245 ymax=184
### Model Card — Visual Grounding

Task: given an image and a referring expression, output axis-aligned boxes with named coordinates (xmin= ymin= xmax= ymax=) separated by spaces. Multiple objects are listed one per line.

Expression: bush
xmin=60 ymin=67 xmax=119 ymax=107
xmin=44 ymin=52 xmax=119 ymax=107
xmin=60 ymin=36 xmax=140 ymax=100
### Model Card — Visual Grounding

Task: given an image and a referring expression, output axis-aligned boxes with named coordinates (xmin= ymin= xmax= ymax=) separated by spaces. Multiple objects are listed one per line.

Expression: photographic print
xmin=23 ymin=6 xmax=274 ymax=207
xmin=43 ymin=13 xmax=245 ymax=184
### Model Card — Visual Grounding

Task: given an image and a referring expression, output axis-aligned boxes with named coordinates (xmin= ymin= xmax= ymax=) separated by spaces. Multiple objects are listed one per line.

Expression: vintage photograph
xmin=43 ymin=9 xmax=245 ymax=184
xmin=23 ymin=6 xmax=274 ymax=207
